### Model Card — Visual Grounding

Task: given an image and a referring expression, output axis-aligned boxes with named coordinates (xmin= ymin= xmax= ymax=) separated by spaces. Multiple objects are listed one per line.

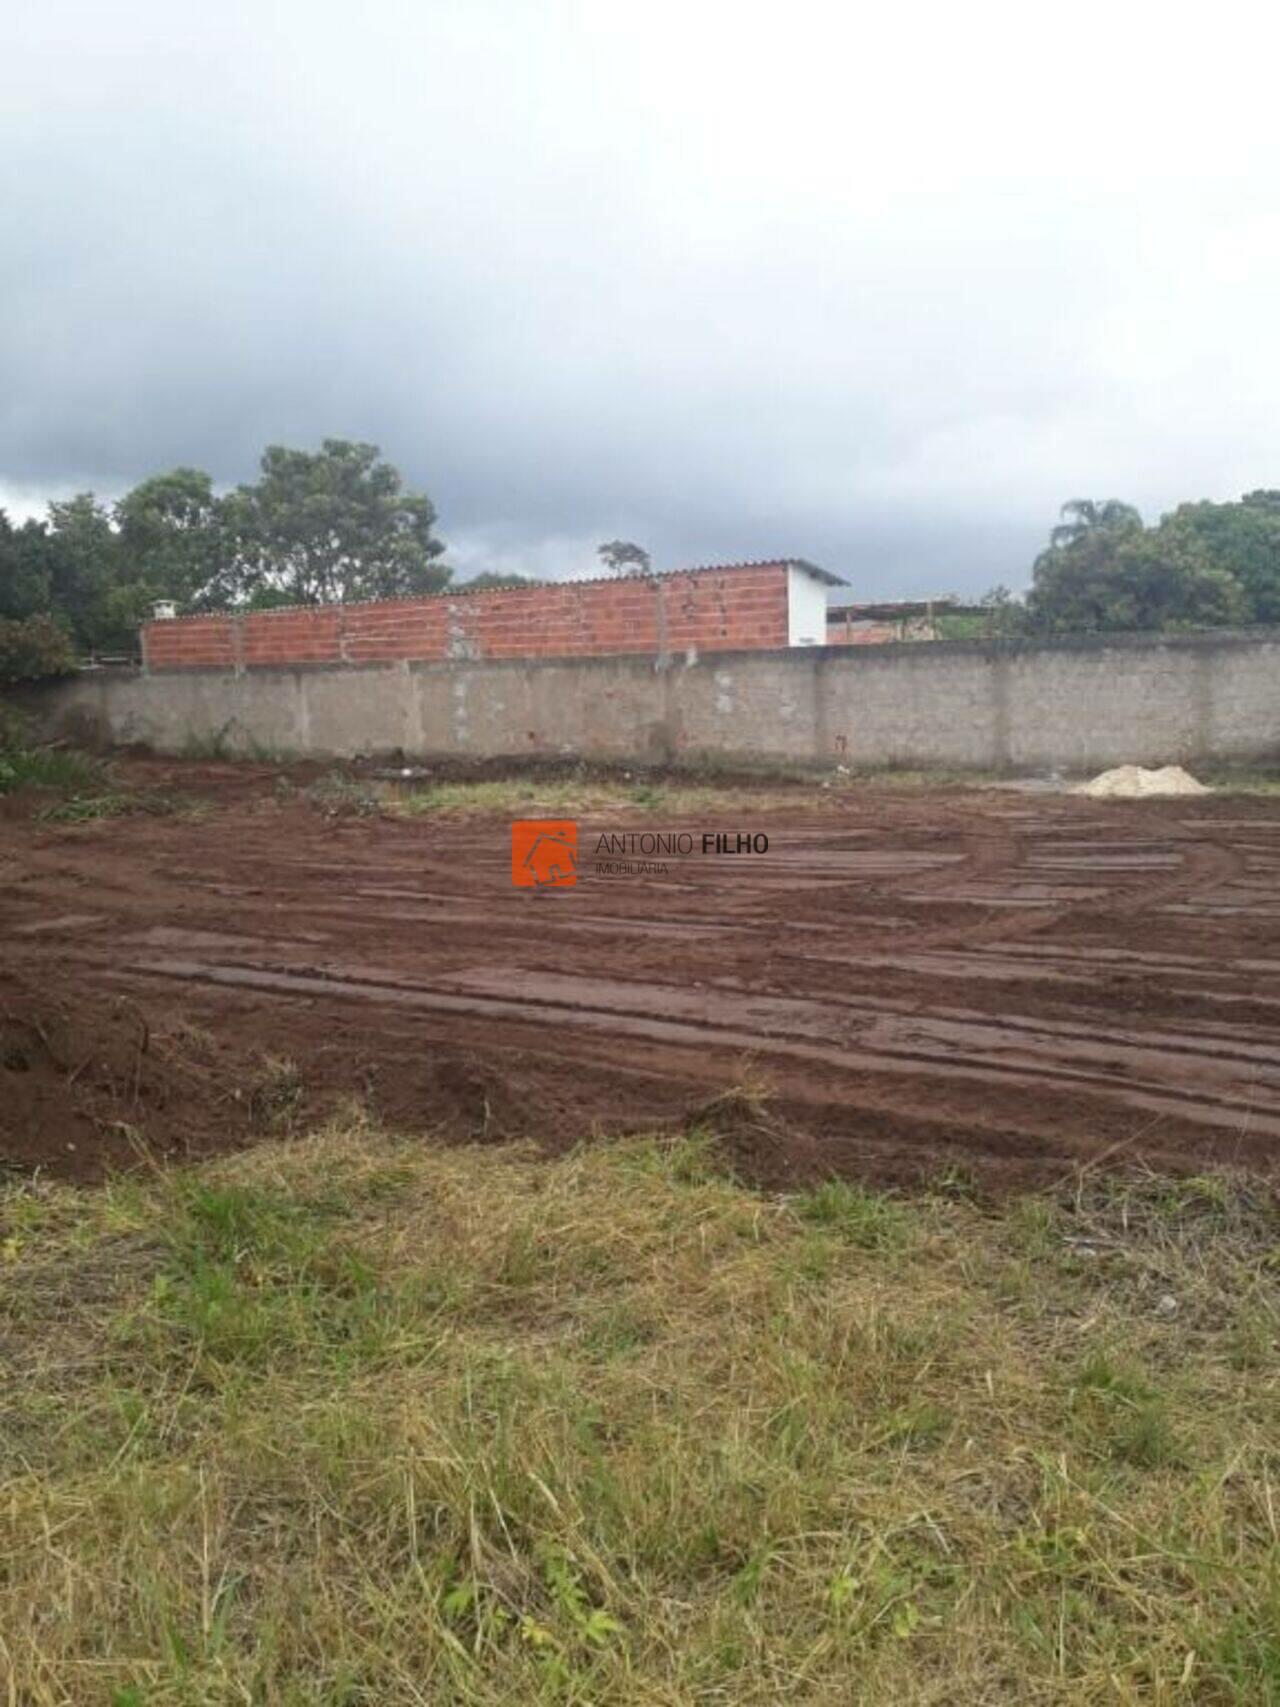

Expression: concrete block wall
xmin=30 ymin=628 xmax=1280 ymax=774
xmin=141 ymin=565 xmax=791 ymax=671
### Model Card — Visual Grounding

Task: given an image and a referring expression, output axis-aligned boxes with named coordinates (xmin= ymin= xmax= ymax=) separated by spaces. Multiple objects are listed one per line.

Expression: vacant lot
xmin=2 ymin=757 xmax=1279 ymax=1189
xmin=3 ymin=758 xmax=1279 ymax=1703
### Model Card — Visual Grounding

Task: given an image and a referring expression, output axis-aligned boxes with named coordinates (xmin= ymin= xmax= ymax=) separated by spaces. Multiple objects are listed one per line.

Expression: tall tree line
xmin=5 ymin=444 xmax=1280 ymax=661
xmin=0 ymin=440 xmax=450 ymax=656
xmin=986 ymin=491 xmax=1280 ymax=635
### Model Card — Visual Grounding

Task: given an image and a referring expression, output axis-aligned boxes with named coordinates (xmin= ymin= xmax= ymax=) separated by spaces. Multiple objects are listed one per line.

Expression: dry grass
xmin=2 ymin=1126 xmax=1278 ymax=1704
xmin=386 ymin=777 xmax=804 ymax=818
xmin=384 ymin=770 xmax=1001 ymax=820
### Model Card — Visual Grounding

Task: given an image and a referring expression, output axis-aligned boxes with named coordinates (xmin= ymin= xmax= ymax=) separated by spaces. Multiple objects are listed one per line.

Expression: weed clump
xmin=304 ymin=769 xmax=384 ymax=817
xmin=37 ymin=788 xmax=182 ymax=823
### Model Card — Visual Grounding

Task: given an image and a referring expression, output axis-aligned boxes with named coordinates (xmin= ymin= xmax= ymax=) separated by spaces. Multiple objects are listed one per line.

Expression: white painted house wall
xmin=787 ymin=564 xmax=830 ymax=646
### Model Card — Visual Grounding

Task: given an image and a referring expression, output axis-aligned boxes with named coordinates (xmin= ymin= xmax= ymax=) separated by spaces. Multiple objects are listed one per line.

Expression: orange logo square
xmin=512 ymin=819 xmax=578 ymax=888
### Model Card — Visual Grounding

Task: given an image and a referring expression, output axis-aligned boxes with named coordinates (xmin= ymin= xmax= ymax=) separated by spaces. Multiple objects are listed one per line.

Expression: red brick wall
xmin=142 ymin=564 xmax=793 ymax=670
xmin=141 ymin=614 xmax=239 ymax=669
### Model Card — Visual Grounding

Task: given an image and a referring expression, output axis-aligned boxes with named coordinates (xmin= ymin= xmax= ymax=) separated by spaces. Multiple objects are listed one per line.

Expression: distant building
xmin=825 ymin=598 xmax=982 ymax=645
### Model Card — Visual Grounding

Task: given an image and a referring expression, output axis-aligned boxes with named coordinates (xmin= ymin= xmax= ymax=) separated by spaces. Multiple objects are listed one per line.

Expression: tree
xmin=44 ymin=494 xmax=132 ymax=652
xmin=1048 ymin=499 xmax=1143 ymax=549
xmin=1028 ymin=499 xmax=1142 ymax=632
xmin=1155 ymin=497 xmax=1280 ymax=624
xmin=1029 ymin=524 xmax=1246 ymax=632
xmin=0 ymin=512 xmax=55 ymax=622
xmin=223 ymin=440 xmax=448 ymax=605
xmin=3 ymin=495 xmax=162 ymax=654
xmin=115 ymin=468 xmax=224 ymax=609
xmin=596 ymin=540 xmax=651 ymax=576
xmin=0 ymin=440 xmax=451 ymax=652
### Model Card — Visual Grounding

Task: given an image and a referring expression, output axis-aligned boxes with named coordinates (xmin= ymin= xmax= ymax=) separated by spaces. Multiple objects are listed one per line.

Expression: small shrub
xmin=0 ymin=693 xmax=103 ymax=796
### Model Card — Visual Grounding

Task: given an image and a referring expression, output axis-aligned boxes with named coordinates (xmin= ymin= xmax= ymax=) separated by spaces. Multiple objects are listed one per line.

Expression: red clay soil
xmin=3 ymin=756 xmax=1280 ymax=1193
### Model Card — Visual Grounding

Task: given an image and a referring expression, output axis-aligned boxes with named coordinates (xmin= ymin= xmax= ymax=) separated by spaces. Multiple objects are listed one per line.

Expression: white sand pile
xmin=1074 ymin=764 xmax=1211 ymax=799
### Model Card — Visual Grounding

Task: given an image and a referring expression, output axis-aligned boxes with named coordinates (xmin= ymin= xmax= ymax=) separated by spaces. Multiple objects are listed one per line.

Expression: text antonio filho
xmin=594 ymin=831 xmax=769 ymax=856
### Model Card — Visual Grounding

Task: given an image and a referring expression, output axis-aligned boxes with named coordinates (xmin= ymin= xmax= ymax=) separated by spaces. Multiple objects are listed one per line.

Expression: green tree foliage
xmin=221 ymin=440 xmax=448 ymax=606
xmin=38 ymin=489 xmax=207 ymax=654
xmin=0 ymin=614 xmax=78 ymax=683
xmin=1029 ymin=522 xmax=1245 ymax=632
xmin=0 ymin=491 xmax=194 ymax=655
xmin=1025 ymin=496 xmax=1268 ymax=633
xmin=0 ymin=512 xmax=55 ymax=622
xmin=115 ymin=468 xmax=225 ymax=610
xmin=1156 ymin=494 xmax=1280 ymax=623
xmin=43 ymin=494 xmax=135 ymax=653
xmin=0 ymin=442 xmax=449 ymax=654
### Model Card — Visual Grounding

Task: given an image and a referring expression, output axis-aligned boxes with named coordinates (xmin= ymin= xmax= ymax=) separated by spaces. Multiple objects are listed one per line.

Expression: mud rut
xmin=4 ymin=765 xmax=1280 ymax=1190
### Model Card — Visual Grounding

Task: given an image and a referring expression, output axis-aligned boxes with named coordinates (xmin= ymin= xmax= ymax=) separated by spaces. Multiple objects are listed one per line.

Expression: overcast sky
xmin=3 ymin=0 xmax=1279 ymax=595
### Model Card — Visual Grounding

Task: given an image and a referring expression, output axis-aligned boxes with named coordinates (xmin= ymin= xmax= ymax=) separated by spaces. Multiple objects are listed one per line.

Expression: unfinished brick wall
xmin=142 ymin=564 xmax=792 ymax=670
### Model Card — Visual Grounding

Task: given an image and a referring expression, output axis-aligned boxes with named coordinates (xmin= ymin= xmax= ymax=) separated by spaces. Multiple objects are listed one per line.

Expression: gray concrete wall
xmin=24 ymin=628 xmax=1280 ymax=772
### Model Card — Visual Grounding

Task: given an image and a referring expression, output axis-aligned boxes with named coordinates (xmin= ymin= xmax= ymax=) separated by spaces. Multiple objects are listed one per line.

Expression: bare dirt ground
xmin=4 ymin=756 xmax=1280 ymax=1192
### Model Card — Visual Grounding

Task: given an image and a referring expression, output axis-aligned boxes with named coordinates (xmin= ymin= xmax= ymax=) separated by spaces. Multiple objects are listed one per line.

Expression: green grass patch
xmin=795 ymin=1177 xmax=911 ymax=1250
xmin=2 ymin=1131 xmax=1277 ymax=1703
xmin=0 ymin=720 xmax=191 ymax=820
xmin=1199 ymin=764 xmax=1280 ymax=796
xmin=0 ymin=741 xmax=102 ymax=794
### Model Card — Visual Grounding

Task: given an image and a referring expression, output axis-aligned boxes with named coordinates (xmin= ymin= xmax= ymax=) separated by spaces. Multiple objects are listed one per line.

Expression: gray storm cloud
xmin=3 ymin=0 xmax=1279 ymax=593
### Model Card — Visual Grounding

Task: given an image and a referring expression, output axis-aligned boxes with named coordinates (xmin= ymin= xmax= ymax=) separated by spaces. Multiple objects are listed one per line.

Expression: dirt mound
xmin=1075 ymin=764 xmax=1210 ymax=799
xmin=0 ymin=978 xmax=309 ymax=1180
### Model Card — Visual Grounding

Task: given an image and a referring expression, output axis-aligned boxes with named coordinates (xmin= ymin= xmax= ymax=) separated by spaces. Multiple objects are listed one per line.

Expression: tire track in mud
xmin=122 ymin=949 xmax=1280 ymax=1144
xmin=5 ymin=776 xmax=1279 ymax=1186
xmin=883 ymin=826 xmax=1246 ymax=956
